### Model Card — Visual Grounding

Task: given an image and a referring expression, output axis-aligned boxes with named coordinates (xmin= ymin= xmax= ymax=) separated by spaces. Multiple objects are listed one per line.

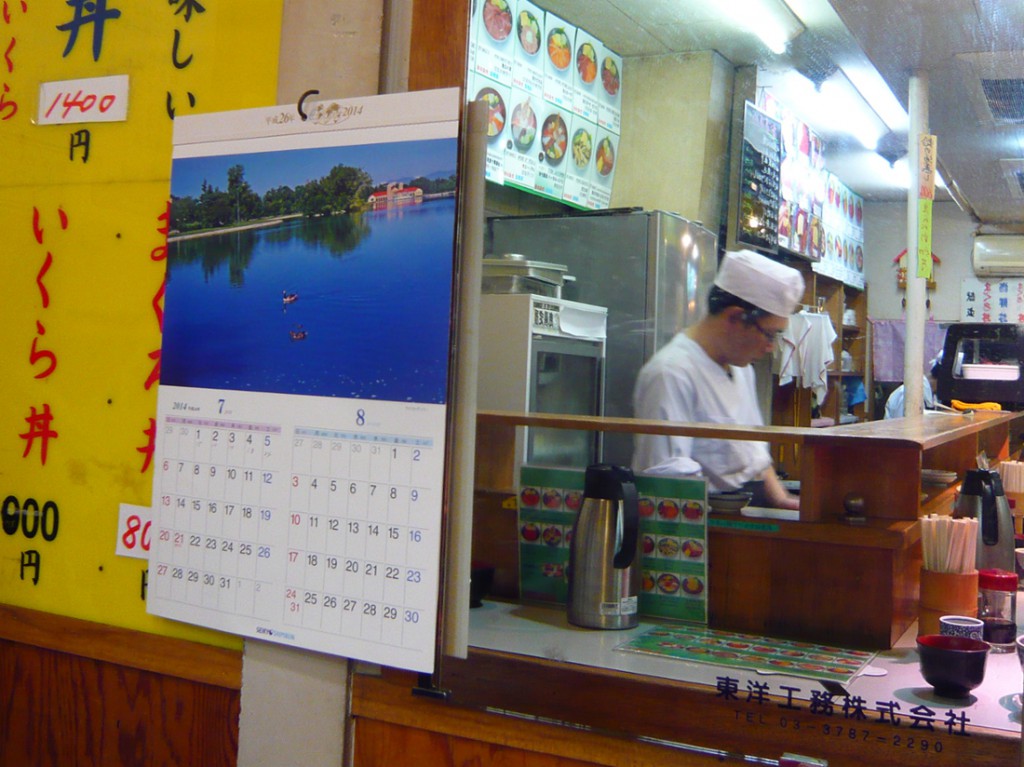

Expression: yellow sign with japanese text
xmin=0 ymin=1 xmax=282 ymax=648
xmin=917 ymin=198 xmax=934 ymax=281
xmin=917 ymin=133 xmax=936 ymax=281
xmin=918 ymin=133 xmax=937 ymax=201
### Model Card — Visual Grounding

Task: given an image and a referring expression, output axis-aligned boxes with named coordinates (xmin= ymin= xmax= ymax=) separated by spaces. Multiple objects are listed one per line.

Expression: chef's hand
xmin=761 ymin=467 xmax=800 ymax=510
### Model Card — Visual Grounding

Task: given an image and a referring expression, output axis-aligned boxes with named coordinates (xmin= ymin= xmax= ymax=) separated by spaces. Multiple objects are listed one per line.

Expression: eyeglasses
xmin=745 ymin=316 xmax=785 ymax=343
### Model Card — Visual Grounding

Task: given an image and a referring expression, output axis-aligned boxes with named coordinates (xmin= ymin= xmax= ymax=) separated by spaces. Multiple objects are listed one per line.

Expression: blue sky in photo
xmin=171 ymin=137 xmax=458 ymax=198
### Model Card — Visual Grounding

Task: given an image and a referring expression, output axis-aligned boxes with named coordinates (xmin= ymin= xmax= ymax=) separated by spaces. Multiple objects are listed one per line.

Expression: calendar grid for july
xmin=154 ymin=414 xmax=282 ymax=621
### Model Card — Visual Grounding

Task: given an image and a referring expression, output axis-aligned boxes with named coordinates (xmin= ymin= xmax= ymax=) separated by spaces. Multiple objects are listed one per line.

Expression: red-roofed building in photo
xmin=368 ymin=181 xmax=424 ymax=209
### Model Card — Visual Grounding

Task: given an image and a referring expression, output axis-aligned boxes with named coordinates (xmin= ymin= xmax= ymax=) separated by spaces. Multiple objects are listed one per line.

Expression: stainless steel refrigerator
xmin=487 ymin=208 xmax=719 ymax=467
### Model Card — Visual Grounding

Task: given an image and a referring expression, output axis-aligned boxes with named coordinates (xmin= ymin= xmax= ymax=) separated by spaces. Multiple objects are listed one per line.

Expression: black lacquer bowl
xmin=917 ymin=634 xmax=990 ymax=698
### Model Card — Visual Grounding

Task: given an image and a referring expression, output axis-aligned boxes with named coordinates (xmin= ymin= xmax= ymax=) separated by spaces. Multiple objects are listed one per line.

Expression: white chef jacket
xmin=883 ymin=376 xmax=935 ymax=419
xmin=632 ymin=332 xmax=773 ymax=492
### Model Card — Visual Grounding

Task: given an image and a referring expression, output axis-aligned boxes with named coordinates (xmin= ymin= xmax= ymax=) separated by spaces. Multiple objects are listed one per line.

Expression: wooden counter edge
xmin=477 ymin=409 xmax=1024 ymax=450
xmin=709 ymin=515 xmax=920 ymax=550
xmin=351 ymin=668 xmax=733 ymax=767
xmin=0 ymin=603 xmax=242 ymax=689
xmin=354 ymin=653 xmax=1019 ymax=767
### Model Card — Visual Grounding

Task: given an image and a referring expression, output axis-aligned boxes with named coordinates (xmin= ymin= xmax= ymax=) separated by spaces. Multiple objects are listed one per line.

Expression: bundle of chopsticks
xmin=921 ymin=514 xmax=978 ymax=573
xmin=997 ymin=460 xmax=1024 ymax=494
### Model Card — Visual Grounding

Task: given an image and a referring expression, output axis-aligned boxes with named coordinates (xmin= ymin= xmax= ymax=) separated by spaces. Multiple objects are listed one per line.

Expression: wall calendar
xmin=147 ymin=89 xmax=462 ymax=673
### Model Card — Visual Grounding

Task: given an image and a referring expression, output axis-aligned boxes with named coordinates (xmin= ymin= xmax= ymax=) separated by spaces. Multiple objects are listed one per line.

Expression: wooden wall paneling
xmin=803 ymin=442 xmax=922 ymax=521
xmin=709 ymin=523 xmax=917 ymax=648
xmin=766 ymin=539 xmax=895 ymax=648
xmin=409 ymin=0 xmax=469 ymax=91
xmin=351 ymin=671 xmax=740 ymax=767
xmin=0 ymin=605 xmax=241 ymax=767
xmin=473 ymin=417 xmax=518 ymax=491
xmin=355 ymin=719 xmax=609 ymax=767
xmin=0 ymin=604 xmax=241 ymax=689
xmin=0 ymin=640 xmax=240 ymax=767
xmin=706 ymin=531 xmax=773 ymax=633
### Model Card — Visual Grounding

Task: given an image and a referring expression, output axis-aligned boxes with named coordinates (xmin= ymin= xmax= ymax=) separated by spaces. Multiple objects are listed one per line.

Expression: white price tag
xmin=37 ymin=75 xmax=129 ymax=125
xmin=115 ymin=503 xmax=152 ymax=560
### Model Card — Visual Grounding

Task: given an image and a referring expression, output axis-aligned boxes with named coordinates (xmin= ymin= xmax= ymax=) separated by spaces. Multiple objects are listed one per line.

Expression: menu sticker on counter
xmin=541 ymin=13 xmax=577 ymax=110
xmin=737 ymin=100 xmax=781 ymax=253
xmin=510 ymin=0 xmax=545 ymax=95
xmin=474 ymin=0 xmax=515 ymax=85
xmin=616 ymin=625 xmax=875 ymax=684
xmin=469 ymin=72 xmax=512 ymax=183
xmin=596 ymin=45 xmax=622 ymax=134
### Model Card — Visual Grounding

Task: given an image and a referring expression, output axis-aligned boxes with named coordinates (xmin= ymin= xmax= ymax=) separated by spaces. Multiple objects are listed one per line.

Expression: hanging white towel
xmin=774 ymin=311 xmax=837 ymax=404
xmin=776 ymin=312 xmax=810 ymax=388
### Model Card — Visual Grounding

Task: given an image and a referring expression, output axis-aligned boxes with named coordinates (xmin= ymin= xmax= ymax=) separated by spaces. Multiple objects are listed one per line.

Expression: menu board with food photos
xmin=757 ymin=90 xmax=866 ymax=288
xmin=516 ymin=465 xmax=708 ymax=624
xmin=467 ymin=0 xmax=621 ymax=209
xmin=813 ymin=173 xmax=865 ymax=289
xmin=737 ymin=101 xmax=781 ymax=252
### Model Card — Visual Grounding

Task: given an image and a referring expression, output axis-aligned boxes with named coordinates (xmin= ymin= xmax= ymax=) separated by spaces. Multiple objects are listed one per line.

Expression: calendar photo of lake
xmin=160 ymin=137 xmax=459 ymax=404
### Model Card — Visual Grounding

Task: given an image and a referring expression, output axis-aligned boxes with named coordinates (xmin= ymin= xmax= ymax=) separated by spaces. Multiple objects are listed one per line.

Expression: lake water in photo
xmin=160 ymin=197 xmax=457 ymax=404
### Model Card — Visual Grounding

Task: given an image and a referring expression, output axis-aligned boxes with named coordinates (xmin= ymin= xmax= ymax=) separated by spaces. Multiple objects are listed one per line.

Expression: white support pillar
xmin=903 ymin=72 xmax=929 ymax=417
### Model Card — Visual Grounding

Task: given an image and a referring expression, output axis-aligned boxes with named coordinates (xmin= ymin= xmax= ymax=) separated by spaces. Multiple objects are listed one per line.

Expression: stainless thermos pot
xmin=567 ymin=464 xmax=640 ymax=629
xmin=953 ymin=468 xmax=1016 ymax=573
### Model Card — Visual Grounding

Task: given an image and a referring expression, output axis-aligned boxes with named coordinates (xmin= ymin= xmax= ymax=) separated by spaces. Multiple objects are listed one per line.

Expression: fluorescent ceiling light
xmin=767 ymin=67 xmax=889 ymax=151
xmin=723 ymin=0 xmax=805 ymax=55
xmin=841 ymin=64 xmax=909 ymax=133
xmin=819 ymin=71 xmax=887 ymax=151
xmin=861 ymin=155 xmax=947 ymax=192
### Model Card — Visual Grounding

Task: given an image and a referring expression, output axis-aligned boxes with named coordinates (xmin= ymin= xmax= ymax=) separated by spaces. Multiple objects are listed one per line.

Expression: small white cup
xmin=939 ymin=614 xmax=984 ymax=640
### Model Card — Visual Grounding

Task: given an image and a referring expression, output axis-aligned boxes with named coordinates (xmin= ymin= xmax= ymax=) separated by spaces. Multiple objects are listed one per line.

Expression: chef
xmin=632 ymin=249 xmax=804 ymax=510
xmin=883 ymin=353 xmax=942 ymax=418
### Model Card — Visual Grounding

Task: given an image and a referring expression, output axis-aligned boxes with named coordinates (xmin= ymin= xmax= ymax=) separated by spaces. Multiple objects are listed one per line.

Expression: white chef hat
xmin=714 ymin=249 xmax=805 ymax=318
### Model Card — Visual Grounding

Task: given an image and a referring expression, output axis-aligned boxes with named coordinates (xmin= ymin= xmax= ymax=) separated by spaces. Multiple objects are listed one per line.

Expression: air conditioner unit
xmin=972 ymin=235 xmax=1024 ymax=276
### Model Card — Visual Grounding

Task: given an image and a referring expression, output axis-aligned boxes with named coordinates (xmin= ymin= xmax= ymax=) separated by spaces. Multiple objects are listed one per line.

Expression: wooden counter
xmin=474 ymin=409 xmax=1024 ymax=648
xmin=352 ymin=647 xmax=1019 ymax=767
xmin=350 ymin=410 xmax=1024 ymax=767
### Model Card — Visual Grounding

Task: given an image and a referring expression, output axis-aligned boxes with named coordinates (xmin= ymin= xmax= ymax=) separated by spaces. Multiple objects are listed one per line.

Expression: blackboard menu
xmin=737 ymin=101 xmax=781 ymax=252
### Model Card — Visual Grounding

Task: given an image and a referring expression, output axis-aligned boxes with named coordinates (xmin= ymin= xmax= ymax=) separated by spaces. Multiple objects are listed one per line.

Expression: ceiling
xmin=538 ymin=0 xmax=1024 ymax=232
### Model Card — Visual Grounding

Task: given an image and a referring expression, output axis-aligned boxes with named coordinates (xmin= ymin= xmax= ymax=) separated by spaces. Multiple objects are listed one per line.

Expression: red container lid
xmin=978 ymin=568 xmax=1018 ymax=590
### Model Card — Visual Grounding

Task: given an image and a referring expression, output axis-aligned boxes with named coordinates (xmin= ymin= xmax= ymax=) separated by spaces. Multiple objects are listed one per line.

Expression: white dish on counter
xmin=740 ymin=506 xmax=799 ymax=522
xmin=921 ymin=468 xmax=957 ymax=485
xmin=962 ymin=363 xmax=1019 ymax=381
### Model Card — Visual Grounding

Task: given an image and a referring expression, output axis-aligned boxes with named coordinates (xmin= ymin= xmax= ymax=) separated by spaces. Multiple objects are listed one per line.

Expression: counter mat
xmin=615 ymin=624 xmax=876 ymax=684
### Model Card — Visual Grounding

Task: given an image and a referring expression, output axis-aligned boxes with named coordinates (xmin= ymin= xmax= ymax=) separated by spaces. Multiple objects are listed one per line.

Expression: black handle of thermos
xmin=981 ymin=473 xmax=999 ymax=545
xmin=613 ymin=476 xmax=638 ymax=569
